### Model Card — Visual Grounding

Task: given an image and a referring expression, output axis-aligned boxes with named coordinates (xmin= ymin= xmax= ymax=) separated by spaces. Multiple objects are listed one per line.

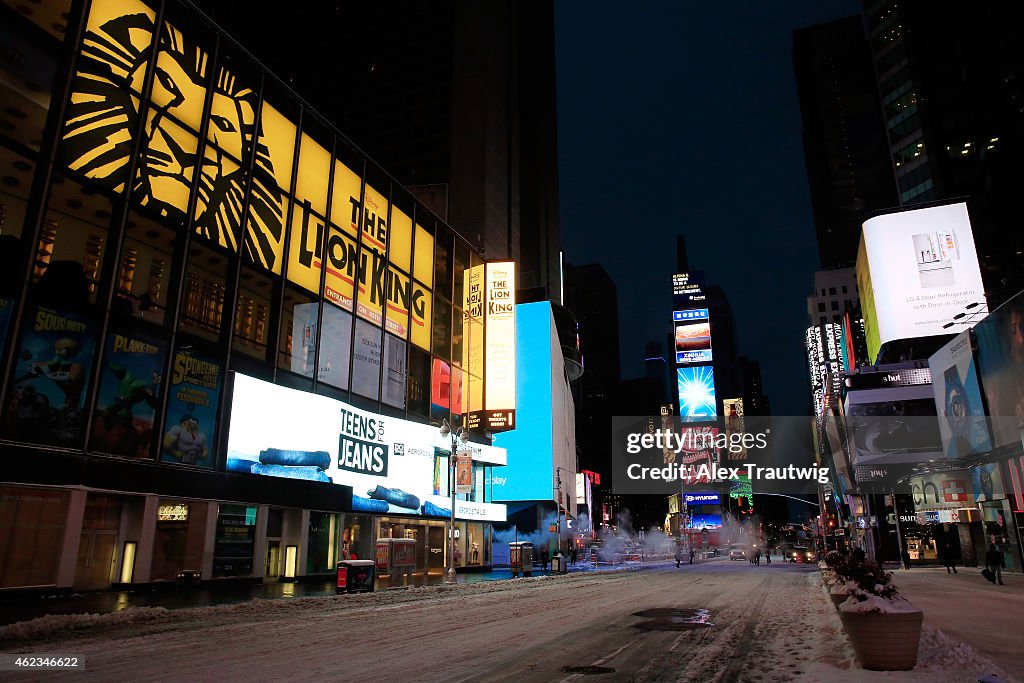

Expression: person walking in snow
xmin=689 ymin=548 xmax=695 ymax=565
xmin=941 ymin=542 xmax=958 ymax=574
xmin=675 ymin=545 xmax=683 ymax=568
xmin=986 ymin=543 xmax=1005 ymax=585
xmin=901 ymin=548 xmax=911 ymax=570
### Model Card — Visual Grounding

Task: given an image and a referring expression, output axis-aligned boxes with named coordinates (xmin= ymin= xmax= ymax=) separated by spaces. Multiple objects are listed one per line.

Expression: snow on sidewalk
xmin=793 ymin=572 xmax=1018 ymax=683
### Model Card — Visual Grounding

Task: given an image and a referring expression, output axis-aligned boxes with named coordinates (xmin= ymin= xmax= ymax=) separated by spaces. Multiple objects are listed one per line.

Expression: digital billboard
xmin=677 ymin=366 xmax=717 ymax=419
xmin=674 ymin=320 xmax=713 ymax=365
xmin=463 ymin=262 xmax=517 ymax=433
xmin=677 ymin=426 xmax=719 ymax=485
xmin=928 ymin=330 xmax=991 ymax=459
xmin=226 ymin=374 xmax=507 ymax=522
xmin=722 ymin=398 xmax=746 ymax=461
xmin=974 ymin=291 xmax=1024 ymax=448
xmin=856 ymin=202 xmax=985 ymax=363
xmin=805 ymin=323 xmax=844 ymax=416
xmin=672 ymin=272 xmax=706 ymax=309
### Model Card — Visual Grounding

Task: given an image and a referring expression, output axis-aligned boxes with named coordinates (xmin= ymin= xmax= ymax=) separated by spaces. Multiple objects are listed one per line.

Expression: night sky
xmin=556 ymin=2 xmax=862 ymax=415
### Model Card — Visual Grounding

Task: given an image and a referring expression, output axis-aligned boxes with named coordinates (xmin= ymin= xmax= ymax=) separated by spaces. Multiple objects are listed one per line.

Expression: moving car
xmin=789 ymin=546 xmax=815 ymax=563
xmin=728 ymin=545 xmax=746 ymax=561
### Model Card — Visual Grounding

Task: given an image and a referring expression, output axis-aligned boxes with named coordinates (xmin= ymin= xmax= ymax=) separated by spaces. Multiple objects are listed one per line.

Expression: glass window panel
xmin=324 ymin=222 xmax=357 ymax=311
xmin=385 ymin=266 xmax=410 ymax=339
xmin=432 ymin=296 xmax=451 ymax=361
xmin=1 ymin=0 xmax=73 ymax=41
xmin=0 ymin=148 xmax=34 ymax=242
xmin=285 ymin=198 xmax=327 ymax=295
xmin=114 ymin=211 xmax=175 ymax=326
xmin=389 ymin=202 xmax=412 ymax=274
xmin=451 ymin=305 xmax=464 ymax=367
xmin=178 ymin=242 xmax=227 ymax=342
xmin=0 ymin=11 xmax=60 ymax=150
xmin=433 ymin=226 xmax=451 ymax=301
xmin=410 ymin=279 xmax=431 ymax=351
xmin=329 ymin=157 xmax=362 ymax=233
xmin=34 ymin=175 xmax=113 ymax=306
xmin=232 ymin=266 xmax=273 ymax=361
xmin=382 ymin=334 xmax=406 ymax=409
xmin=319 ymin=303 xmax=352 ymax=389
xmin=151 ymin=21 xmax=211 ymax=134
xmin=277 ymin=286 xmax=318 ymax=376
xmin=406 ymin=346 xmax=429 ymax=417
xmin=351 ymin=317 xmax=381 ymax=400
xmin=134 ymin=111 xmax=197 ymax=225
xmin=294 ymin=130 xmax=330 ymax=217
xmin=413 ymin=222 xmax=434 ymax=287
xmin=61 ymin=0 xmax=156 ymax=192
xmin=259 ymin=100 xmax=295 ymax=194
xmin=193 ymin=144 xmax=245 ymax=251
xmin=430 ymin=357 xmax=450 ymax=424
xmin=453 ymin=240 xmax=470 ymax=303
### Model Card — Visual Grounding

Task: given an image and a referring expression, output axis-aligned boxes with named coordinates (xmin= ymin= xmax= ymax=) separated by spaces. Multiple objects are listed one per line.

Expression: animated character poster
xmin=90 ymin=328 xmax=167 ymax=459
xmin=2 ymin=305 xmax=96 ymax=447
xmin=161 ymin=347 xmax=222 ymax=468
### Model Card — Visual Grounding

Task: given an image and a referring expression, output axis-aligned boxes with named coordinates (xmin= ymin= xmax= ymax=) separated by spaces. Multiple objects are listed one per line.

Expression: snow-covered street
xmin=0 ymin=560 xmax=1016 ymax=682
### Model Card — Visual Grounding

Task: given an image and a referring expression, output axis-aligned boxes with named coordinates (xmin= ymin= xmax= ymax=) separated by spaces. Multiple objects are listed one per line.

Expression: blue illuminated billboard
xmin=673 ymin=308 xmax=709 ymax=322
xmin=683 ymin=492 xmax=721 ymax=505
xmin=688 ymin=514 xmax=722 ymax=530
xmin=677 ymin=366 xmax=717 ymax=419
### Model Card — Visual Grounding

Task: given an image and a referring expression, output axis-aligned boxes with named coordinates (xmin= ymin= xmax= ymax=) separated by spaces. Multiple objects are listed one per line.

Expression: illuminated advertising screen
xmin=227 ymin=374 xmax=506 ymax=522
xmin=676 ymin=426 xmax=719 ymax=484
xmin=722 ymin=398 xmax=746 ymax=461
xmin=857 ymin=202 xmax=985 ymax=363
xmin=974 ymin=291 xmax=1024 ymax=448
xmin=672 ymin=271 xmax=706 ymax=309
xmin=677 ymin=366 xmax=717 ymax=419
xmin=683 ymin=492 xmax=721 ymax=505
xmin=805 ymin=324 xmax=844 ymax=416
xmin=674 ymin=320 xmax=713 ymax=365
xmin=928 ymin=330 xmax=991 ymax=458
xmin=688 ymin=514 xmax=722 ymax=530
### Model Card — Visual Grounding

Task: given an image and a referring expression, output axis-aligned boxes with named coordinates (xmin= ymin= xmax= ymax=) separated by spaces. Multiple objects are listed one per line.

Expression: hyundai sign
xmin=683 ymin=492 xmax=721 ymax=505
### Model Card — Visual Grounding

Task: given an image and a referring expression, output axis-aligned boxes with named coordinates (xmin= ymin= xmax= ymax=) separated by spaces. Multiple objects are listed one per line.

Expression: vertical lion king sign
xmin=464 ymin=262 xmax=516 ymax=433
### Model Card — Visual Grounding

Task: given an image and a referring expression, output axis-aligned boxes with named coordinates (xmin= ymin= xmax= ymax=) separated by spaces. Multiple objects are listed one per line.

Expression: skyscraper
xmin=793 ymin=15 xmax=898 ymax=269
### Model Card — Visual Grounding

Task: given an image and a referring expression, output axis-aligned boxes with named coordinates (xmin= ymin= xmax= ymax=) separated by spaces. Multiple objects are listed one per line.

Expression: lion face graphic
xmin=61 ymin=0 xmax=284 ymax=270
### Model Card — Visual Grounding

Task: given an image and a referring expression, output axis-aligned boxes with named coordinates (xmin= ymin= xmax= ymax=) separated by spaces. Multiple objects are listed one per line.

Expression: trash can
xmin=509 ymin=541 xmax=534 ymax=578
xmin=336 ymin=560 xmax=376 ymax=593
xmin=551 ymin=552 xmax=568 ymax=574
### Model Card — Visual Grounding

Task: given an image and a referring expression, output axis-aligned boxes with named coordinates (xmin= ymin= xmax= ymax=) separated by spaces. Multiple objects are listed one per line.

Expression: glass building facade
xmin=0 ymin=0 xmax=501 ymax=590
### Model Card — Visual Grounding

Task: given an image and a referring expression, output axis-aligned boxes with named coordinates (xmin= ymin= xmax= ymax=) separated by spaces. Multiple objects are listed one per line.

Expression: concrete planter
xmin=830 ymin=592 xmax=849 ymax=608
xmin=839 ymin=609 xmax=923 ymax=671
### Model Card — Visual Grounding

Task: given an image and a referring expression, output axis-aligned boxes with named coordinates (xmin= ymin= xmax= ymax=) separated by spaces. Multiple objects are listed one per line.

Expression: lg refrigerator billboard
xmin=226 ymin=373 xmax=507 ymax=522
xmin=928 ymin=330 xmax=991 ymax=458
xmin=856 ymin=202 xmax=985 ymax=363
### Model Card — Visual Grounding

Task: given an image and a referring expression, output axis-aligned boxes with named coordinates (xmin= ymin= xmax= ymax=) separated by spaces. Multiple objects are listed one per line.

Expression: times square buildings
xmin=0 ymin=0 xmax=532 ymax=591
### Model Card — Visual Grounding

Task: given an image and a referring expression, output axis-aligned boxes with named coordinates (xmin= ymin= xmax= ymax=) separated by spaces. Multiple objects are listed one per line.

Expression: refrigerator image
xmin=913 ymin=231 xmax=958 ymax=288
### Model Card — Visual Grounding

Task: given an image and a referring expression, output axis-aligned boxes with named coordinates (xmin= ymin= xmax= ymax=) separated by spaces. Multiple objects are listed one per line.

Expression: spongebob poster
xmin=161 ymin=347 xmax=222 ymax=469
xmin=2 ymin=305 xmax=97 ymax=447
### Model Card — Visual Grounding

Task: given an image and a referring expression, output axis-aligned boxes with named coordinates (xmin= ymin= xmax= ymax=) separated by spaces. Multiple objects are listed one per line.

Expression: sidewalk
xmin=0 ymin=557 xmax=706 ymax=628
xmin=892 ymin=566 xmax=1024 ymax=676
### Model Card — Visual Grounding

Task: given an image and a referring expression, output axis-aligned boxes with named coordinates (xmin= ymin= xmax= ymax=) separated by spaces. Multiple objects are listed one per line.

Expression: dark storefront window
xmin=114 ymin=211 xmax=177 ymax=326
xmin=212 ymin=503 xmax=256 ymax=577
xmin=151 ymin=499 xmax=207 ymax=581
xmin=319 ymin=303 xmax=352 ymax=390
xmin=179 ymin=242 xmax=228 ymax=343
xmin=278 ymin=285 xmax=317 ymax=379
xmin=306 ymin=511 xmax=338 ymax=574
xmin=232 ymin=266 xmax=274 ymax=361
xmin=351 ymin=317 xmax=381 ymax=400
xmin=342 ymin=514 xmax=374 ymax=561
xmin=0 ymin=485 xmax=70 ymax=588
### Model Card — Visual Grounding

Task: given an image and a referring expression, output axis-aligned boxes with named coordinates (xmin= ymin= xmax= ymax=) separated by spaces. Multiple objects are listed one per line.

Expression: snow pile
xmin=0 ymin=606 xmax=170 ymax=642
xmin=838 ymin=594 xmax=920 ymax=614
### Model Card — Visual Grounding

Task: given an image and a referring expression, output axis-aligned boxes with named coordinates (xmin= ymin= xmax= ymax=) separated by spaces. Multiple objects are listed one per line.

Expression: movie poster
xmin=2 ymin=304 xmax=96 ymax=447
xmin=90 ymin=328 xmax=167 ymax=459
xmin=161 ymin=347 xmax=222 ymax=468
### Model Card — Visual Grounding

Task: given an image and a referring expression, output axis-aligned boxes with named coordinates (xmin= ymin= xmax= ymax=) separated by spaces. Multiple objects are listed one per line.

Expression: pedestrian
xmin=985 ymin=543 xmax=1005 ymax=585
xmin=901 ymin=548 xmax=911 ymax=570
xmin=675 ymin=545 xmax=683 ymax=568
xmin=540 ymin=547 xmax=549 ymax=571
xmin=755 ymin=549 xmax=761 ymax=566
xmin=941 ymin=542 xmax=958 ymax=574
xmin=765 ymin=548 xmax=771 ymax=565
xmin=570 ymin=545 xmax=577 ymax=565
xmin=689 ymin=548 xmax=695 ymax=565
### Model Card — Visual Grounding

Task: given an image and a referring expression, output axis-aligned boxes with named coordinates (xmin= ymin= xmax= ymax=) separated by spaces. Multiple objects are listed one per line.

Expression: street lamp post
xmin=440 ymin=419 xmax=468 ymax=584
